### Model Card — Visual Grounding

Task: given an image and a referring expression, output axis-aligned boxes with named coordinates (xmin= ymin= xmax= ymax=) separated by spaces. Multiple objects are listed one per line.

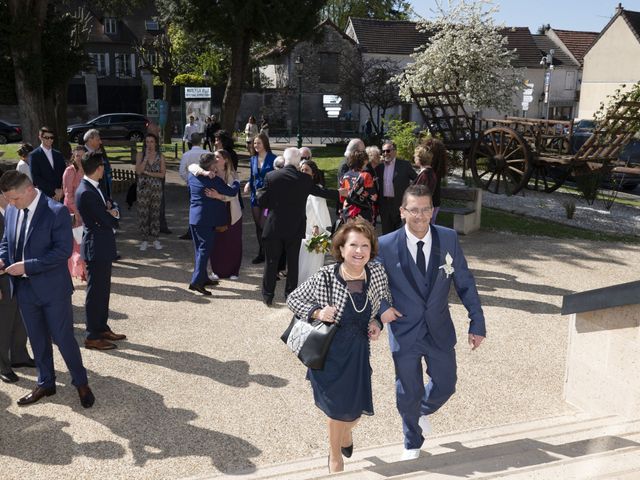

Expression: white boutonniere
xmin=438 ymin=253 xmax=454 ymax=278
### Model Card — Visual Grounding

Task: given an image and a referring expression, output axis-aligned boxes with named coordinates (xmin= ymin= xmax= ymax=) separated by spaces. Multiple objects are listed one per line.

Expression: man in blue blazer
xmin=188 ymin=152 xmax=239 ymax=295
xmin=0 ymin=171 xmax=94 ymax=408
xmin=377 ymin=184 xmax=486 ymax=460
xmin=29 ymin=126 xmax=66 ymax=200
xmin=75 ymin=152 xmax=125 ymax=350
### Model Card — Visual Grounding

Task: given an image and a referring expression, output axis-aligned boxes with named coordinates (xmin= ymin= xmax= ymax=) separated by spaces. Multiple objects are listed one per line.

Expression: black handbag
xmin=280 ymin=271 xmax=339 ymax=370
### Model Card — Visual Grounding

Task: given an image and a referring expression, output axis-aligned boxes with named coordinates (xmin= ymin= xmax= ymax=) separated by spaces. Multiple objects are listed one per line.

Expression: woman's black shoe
xmin=341 ymin=444 xmax=353 ymax=458
xmin=251 ymin=254 xmax=265 ymax=264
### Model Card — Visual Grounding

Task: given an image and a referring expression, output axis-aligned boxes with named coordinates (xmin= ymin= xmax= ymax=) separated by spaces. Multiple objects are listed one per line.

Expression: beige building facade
xmin=578 ymin=7 xmax=640 ymax=119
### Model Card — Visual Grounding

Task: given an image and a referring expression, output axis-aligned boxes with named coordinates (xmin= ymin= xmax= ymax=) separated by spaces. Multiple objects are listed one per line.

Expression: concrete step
xmin=192 ymin=413 xmax=640 ymax=480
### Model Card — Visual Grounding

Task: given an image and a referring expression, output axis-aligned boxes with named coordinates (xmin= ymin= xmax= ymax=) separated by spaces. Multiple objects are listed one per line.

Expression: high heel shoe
xmin=341 ymin=444 xmax=353 ymax=458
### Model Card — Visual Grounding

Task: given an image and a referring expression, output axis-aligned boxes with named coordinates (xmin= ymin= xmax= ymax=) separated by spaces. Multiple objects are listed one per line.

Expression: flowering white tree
xmin=398 ymin=0 xmax=523 ymax=112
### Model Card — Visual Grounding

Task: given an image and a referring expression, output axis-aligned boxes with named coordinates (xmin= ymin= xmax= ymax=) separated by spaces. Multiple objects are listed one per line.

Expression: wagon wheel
xmin=469 ymin=127 xmax=532 ymax=195
xmin=528 ymin=160 xmax=572 ymax=193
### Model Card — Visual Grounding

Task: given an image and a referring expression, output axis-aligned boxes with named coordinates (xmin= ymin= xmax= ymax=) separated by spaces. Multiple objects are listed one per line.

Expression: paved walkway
xmin=1 ymin=175 xmax=639 ymax=480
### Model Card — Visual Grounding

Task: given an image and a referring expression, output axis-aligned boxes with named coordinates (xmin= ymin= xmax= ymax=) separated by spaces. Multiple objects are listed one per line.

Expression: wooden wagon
xmin=410 ymin=89 xmax=640 ymax=197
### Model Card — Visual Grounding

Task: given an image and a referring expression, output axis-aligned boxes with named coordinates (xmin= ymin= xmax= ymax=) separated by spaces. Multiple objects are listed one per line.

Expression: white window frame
xmin=104 ymin=17 xmax=117 ymax=35
xmin=115 ymin=53 xmax=134 ymax=78
xmin=89 ymin=53 xmax=109 ymax=77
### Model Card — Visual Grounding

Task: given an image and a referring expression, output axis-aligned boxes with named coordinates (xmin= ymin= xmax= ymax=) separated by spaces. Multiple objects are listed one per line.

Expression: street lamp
xmin=540 ymin=49 xmax=554 ymax=120
xmin=295 ymin=55 xmax=304 ymax=148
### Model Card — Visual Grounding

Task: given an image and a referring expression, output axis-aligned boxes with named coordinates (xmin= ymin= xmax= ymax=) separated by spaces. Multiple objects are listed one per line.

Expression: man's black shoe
xmin=189 ymin=283 xmax=212 ymax=296
xmin=179 ymin=232 xmax=192 ymax=240
xmin=263 ymin=296 xmax=273 ymax=306
xmin=0 ymin=371 xmax=19 ymax=383
xmin=252 ymin=254 xmax=265 ymax=264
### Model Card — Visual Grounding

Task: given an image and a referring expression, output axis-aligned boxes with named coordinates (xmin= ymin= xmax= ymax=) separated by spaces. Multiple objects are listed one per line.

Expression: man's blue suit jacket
xmin=188 ymin=174 xmax=239 ymax=227
xmin=0 ymin=193 xmax=73 ymax=300
xmin=75 ymin=179 xmax=118 ymax=262
xmin=377 ymin=224 xmax=486 ymax=353
xmin=29 ymin=146 xmax=66 ymax=198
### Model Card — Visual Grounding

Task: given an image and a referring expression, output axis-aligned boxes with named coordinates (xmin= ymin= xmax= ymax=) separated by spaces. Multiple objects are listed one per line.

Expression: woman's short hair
xmin=365 ymin=145 xmax=380 ymax=159
xmin=414 ymin=145 xmax=434 ymax=167
xmin=17 ymin=143 xmax=34 ymax=158
xmin=347 ymin=150 xmax=368 ymax=171
xmin=253 ymin=132 xmax=271 ymax=153
xmin=199 ymin=152 xmax=216 ymax=170
xmin=331 ymin=218 xmax=378 ymax=262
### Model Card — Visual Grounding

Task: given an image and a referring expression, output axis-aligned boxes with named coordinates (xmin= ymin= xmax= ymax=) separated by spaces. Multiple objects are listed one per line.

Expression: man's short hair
xmin=190 ymin=132 xmax=202 ymax=145
xmin=344 ymin=138 xmax=364 ymax=157
xmin=83 ymin=129 xmax=100 ymax=143
xmin=39 ymin=126 xmax=53 ymax=136
xmin=402 ymin=184 xmax=433 ymax=207
xmin=199 ymin=152 xmax=215 ymax=170
xmin=81 ymin=152 xmax=105 ymax=176
xmin=0 ymin=170 xmax=32 ymax=192
xmin=299 ymin=146 xmax=312 ymax=160
xmin=382 ymin=140 xmax=397 ymax=150
xmin=283 ymin=147 xmax=301 ymax=167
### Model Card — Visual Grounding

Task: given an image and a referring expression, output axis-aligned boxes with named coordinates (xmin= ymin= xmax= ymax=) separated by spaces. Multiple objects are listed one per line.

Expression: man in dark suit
xmin=29 ymin=126 xmax=65 ymax=201
xmin=0 ymin=171 xmax=94 ymax=408
xmin=375 ymin=140 xmax=417 ymax=234
xmin=377 ymin=184 xmax=485 ymax=460
xmin=0 ymin=172 xmax=34 ymax=384
xmin=187 ymin=152 xmax=240 ymax=295
xmin=257 ymin=147 xmax=340 ymax=305
xmin=75 ymin=152 xmax=125 ymax=350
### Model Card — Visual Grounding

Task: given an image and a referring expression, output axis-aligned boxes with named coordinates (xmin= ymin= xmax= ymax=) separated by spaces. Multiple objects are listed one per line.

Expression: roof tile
xmin=551 ymin=29 xmax=598 ymax=65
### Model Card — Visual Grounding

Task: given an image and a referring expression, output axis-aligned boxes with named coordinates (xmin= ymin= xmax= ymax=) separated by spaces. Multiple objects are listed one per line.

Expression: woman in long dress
xmin=135 ymin=133 xmax=166 ymax=251
xmin=287 ymin=219 xmax=392 ymax=474
xmin=63 ymin=146 xmax=87 ymax=281
xmin=298 ymin=160 xmax=332 ymax=285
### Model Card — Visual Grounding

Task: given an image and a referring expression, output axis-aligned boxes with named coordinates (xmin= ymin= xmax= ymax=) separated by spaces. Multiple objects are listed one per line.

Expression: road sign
xmin=521 ymin=102 xmax=530 ymax=111
xmin=146 ymin=99 xmax=160 ymax=116
xmin=185 ymin=87 xmax=211 ymax=99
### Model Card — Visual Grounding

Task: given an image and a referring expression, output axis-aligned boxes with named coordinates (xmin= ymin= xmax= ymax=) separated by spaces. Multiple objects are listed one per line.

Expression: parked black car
xmin=0 ymin=120 xmax=22 ymax=144
xmin=67 ymin=113 xmax=149 ymax=143
xmin=570 ymin=120 xmax=640 ymax=191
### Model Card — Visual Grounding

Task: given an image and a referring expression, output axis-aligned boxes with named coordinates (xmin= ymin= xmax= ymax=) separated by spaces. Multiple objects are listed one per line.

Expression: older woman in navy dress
xmin=243 ymin=132 xmax=275 ymax=264
xmin=287 ymin=219 xmax=393 ymax=474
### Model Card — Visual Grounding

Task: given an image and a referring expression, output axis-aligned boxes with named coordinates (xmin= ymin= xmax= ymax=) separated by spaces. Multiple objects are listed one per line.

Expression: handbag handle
xmin=322 ymin=270 xmax=339 ymax=326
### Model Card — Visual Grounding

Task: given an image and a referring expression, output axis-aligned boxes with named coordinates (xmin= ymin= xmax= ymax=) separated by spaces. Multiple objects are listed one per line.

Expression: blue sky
xmin=408 ymin=0 xmax=639 ymax=32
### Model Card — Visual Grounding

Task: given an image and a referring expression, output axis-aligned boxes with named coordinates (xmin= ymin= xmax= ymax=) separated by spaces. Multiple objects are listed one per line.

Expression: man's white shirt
xmin=179 ymin=146 xmax=207 ymax=182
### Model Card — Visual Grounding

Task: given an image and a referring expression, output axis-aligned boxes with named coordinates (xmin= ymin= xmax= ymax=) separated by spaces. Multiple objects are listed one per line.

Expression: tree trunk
xmin=221 ymin=32 xmax=251 ymax=133
xmin=162 ymin=80 xmax=173 ymax=144
xmin=53 ymin=85 xmax=69 ymax=150
xmin=7 ymin=0 xmax=48 ymax=144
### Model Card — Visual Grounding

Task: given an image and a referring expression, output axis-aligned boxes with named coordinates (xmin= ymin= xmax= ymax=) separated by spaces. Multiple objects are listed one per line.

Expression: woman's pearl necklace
xmin=341 ymin=264 xmax=366 ymax=281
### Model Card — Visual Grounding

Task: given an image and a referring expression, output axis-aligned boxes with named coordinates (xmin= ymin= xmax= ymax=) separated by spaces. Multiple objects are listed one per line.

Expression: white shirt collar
xmin=40 ymin=144 xmax=52 ymax=153
xmin=83 ymin=175 xmax=100 ymax=190
xmin=26 ymin=189 xmax=41 ymax=213
xmin=405 ymin=223 xmax=431 ymax=245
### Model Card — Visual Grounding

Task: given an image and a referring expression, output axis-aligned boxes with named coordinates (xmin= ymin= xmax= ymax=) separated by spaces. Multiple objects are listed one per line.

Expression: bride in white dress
xmin=298 ymin=160 xmax=332 ymax=285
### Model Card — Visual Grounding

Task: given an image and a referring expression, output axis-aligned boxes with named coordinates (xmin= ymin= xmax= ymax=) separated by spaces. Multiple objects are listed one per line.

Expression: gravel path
xmin=0 ymin=172 xmax=638 ymax=480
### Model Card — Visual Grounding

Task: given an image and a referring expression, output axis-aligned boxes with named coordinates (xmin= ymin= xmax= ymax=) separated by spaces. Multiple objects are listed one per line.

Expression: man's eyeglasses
xmin=382 ymin=149 xmax=393 ymax=153
xmin=403 ymin=207 xmax=434 ymax=217
xmin=42 ymin=135 xmax=54 ymax=140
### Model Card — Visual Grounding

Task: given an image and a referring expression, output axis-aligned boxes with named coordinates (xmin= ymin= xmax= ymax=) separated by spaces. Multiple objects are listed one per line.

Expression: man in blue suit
xmin=378 ymin=184 xmax=485 ymax=460
xmin=75 ymin=152 xmax=125 ymax=350
xmin=188 ymin=152 xmax=239 ymax=295
xmin=29 ymin=126 xmax=66 ymax=201
xmin=0 ymin=171 xmax=94 ymax=408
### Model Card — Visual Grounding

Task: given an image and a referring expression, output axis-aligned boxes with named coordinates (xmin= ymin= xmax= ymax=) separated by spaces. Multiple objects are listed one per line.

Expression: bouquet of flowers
xmin=305 ymin=231 xmax=331 ymax=254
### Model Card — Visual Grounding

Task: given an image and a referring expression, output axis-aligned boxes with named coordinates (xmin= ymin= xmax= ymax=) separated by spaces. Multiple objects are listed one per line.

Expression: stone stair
xmin=192 ymin=412 xmax=640 ymax=480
